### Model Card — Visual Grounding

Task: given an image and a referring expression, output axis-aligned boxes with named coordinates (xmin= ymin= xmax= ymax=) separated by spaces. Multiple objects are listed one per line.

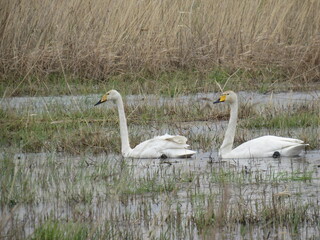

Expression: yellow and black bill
xmin=94 ymin=94 xmax=108 ymax=106
xmin=213 ymin=94 xmax=226 ymax=104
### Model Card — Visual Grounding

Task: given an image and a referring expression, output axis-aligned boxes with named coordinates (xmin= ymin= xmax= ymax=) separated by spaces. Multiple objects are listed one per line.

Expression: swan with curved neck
xmin=95 ymin=90 xmax=196 ymax=158
xmin=214 ymin=91 xmax=307 ymax=158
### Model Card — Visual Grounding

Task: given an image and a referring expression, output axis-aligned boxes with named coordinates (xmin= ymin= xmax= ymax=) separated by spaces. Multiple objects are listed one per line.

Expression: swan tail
xmin=281 ymin=144 xmax=308 ymax=157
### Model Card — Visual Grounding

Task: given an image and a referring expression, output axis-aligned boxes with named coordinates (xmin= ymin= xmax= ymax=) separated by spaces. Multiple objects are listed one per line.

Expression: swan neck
xmin=220 ymin=99 xmax=238 ymax=156
xmin=115 ymin=96 xmax=132 ymax=155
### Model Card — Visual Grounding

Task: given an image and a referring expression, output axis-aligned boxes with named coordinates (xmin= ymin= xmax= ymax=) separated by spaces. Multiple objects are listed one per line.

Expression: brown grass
xmin=1 ymin=0 xmax=320 ymax=81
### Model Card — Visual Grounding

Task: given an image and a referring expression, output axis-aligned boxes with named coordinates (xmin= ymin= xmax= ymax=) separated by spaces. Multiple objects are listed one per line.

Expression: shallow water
xmin=1 ymin=90 xmax=320 ymax=113
xmin=1 ymin=149 xmax=320 ymax=239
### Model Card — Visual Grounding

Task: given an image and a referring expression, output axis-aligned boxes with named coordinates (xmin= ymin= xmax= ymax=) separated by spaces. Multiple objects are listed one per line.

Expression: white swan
xmin=214 ymin=91 xmax=308 ymax=159
xmin=94 ymin=90 xmax=196 ymax=158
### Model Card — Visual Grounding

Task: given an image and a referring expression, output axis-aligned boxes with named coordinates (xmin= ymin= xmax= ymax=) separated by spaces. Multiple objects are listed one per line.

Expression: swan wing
xmin=129 ymin=134 xmax=196 ymax=158
xmin=223 ymin=135 xmax=307 ymax=158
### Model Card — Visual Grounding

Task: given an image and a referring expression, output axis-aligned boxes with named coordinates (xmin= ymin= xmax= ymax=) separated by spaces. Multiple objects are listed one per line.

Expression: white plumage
xmin=214 ymin=91 xmax=307 ymax=159
xmin=124 ymin=134 xmax=195 ymax=158
xmin=95 ymin=90 xmax=196 ymax=159
xmin=220 ymin=135 xmax=306 ymax=159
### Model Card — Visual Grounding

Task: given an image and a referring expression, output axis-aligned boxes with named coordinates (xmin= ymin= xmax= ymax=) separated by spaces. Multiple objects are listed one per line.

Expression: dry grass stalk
xmin=0 ymin=0 xmax=319 ymax=81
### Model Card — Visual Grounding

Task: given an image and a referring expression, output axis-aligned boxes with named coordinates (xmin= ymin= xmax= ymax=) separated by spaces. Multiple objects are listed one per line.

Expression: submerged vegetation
xmin=0 ymin=151 xmax=319 ymax=239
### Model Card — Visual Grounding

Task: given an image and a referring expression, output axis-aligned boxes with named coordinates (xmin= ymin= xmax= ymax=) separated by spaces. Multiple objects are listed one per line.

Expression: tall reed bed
xmin=1 ymin=0 xmax=320 ymax=82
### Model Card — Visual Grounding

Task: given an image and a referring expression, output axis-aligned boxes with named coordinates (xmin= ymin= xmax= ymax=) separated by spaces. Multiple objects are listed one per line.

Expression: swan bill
xmin=94 ymin=94 xmax=108 ymax=106
xmin=94 ymin=100 xmax=103 ymax=106
xmin=213 ymin=94 xmax=226 ymax=104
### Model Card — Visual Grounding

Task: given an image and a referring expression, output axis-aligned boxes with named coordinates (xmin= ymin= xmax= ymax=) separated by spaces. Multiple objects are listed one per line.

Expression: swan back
xmin=129 ymin=134 xmax=196 ymax=158
xmin=222 ymin=135 xmax=307 ymax=158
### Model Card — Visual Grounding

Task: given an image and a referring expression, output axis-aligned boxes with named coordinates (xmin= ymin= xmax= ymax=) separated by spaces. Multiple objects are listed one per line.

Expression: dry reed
xmin=1 ymin=0 xmax=320 ymax=81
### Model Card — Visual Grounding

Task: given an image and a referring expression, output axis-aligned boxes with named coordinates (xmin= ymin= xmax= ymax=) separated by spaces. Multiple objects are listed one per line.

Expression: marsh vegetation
xmin=1 ymin=0 xmax=320 ymax=239
xmin=1 ymin=91 xmax=319 ymax=154
xmin=1 ymin=0 xmax=320 ymax=97
xmin=1 ymin=150 xmax=320 ymax=239
xmin=1 ymin=91 xmax=320 ymax=239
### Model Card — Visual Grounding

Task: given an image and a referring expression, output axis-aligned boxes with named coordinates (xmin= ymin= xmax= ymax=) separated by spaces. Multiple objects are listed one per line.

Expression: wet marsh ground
xmin=1 ymin=90 xmax=320 ymax=239
xmin=2 ymin=0 xmax=320 ymax=238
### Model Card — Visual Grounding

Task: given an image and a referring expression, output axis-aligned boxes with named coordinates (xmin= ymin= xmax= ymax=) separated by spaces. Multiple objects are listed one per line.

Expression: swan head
xmin=213 ymin=90 xmax=237 ymax=104
xmin=94 ymin=89 xmax=121 ymax=106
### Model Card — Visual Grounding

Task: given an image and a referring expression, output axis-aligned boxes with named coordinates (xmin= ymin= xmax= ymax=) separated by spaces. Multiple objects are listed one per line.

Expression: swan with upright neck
xmin=95 ymin=90 xmax=196 ymax=158
xmin=214 ymin=91 xmax=307 ymax=159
